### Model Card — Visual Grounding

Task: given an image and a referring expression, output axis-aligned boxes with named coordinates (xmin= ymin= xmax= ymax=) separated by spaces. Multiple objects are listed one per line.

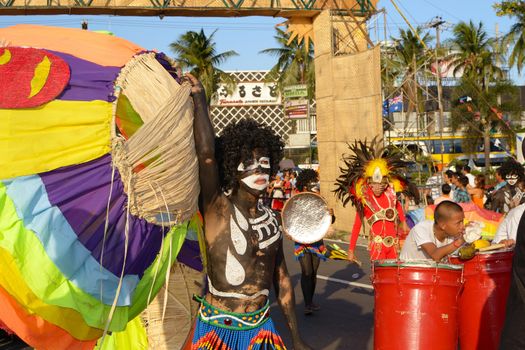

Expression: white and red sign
xmin=213 ymin=82 xmax=281 ymax=106
xmin=284 ymin=99 xmax=309 ymax=119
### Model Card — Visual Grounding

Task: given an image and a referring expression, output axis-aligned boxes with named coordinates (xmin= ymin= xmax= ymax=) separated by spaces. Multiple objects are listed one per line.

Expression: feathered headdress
xmin=334 ymin=137 xmax=407 ymax=208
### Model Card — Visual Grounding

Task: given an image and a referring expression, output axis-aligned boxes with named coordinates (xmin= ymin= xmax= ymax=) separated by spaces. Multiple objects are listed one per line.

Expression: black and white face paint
xmin=307 ymin=181 xmax=320 ymax=193
xmin=238 ymin=156 xmax=271 ymax=191
xmin=506 ymin=174 xmax=519 ymax=186
xmin=237 ymin=157 xmax=270 ymax=172
xmin=241 ymin=174 xmax=270 ymax=191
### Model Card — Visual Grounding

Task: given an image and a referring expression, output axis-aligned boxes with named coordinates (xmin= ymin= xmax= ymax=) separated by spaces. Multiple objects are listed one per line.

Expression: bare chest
xmin=206 ymin=202 xmax=282 ymax=298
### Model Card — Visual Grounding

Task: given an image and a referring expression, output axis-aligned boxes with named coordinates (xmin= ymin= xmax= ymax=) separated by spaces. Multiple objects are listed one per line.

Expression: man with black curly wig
xmin=488 ymin=159 xmax=525 ymax=213
xmin=186 ymin=74 xmax=311 ymax=350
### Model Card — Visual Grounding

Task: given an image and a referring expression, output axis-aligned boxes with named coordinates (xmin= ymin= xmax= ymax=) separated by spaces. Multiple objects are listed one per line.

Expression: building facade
xmin=210 ymin=70 xmax=317 ymax=166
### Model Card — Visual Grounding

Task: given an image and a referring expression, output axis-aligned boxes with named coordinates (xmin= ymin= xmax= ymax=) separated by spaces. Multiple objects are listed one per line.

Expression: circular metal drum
xmin=372 ymin=260 xmax=464 ymax=350
xmin=449 ymin=248 xmax=514 ymax=350
xmin=281 ymin=192 xmax=331 ymax=244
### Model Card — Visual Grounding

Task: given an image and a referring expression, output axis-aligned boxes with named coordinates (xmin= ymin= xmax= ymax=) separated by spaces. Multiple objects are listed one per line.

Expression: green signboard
xmin=283 ymin=84 xmax=308 ymax=99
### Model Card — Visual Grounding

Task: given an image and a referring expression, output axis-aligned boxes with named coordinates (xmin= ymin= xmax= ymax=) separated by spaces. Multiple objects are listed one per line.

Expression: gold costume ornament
xmin=334 ymin=137 xmax=407 ymax=210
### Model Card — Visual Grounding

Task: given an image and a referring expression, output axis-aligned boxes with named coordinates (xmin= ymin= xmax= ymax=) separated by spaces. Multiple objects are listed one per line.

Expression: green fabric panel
xmin=0 ymin=182 xmax=191 ymax=332
xmin=128 ymin=220 xmax=190 ymax=319
xmin=0 ymin=182 xmax=129 ymax=330
xmin=115 ymin=94 xmax=144 ymax=139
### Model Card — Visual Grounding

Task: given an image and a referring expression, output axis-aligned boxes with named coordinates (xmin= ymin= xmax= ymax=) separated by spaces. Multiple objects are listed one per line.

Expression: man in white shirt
xmin=400 ymin=201 xmax=467 ymax=262
xmin=463 ymin=165 xmax=476 ymax=188
xmin=425 ymin=168 xmax=443 ymax=202
xmin=493 ymin=203 xmax=525 ymax=248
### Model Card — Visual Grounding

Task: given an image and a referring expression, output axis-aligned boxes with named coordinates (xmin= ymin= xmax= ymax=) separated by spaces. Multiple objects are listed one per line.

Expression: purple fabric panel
xmin=177 ymin=239 xmax=203 ymax=272
xmin=40 ymin=154 xmax=165 ymax=276
xmin=49 ymin=50 xmax=120 ymax=102
xmin=155 ymin=53 xmax=181 ymax=84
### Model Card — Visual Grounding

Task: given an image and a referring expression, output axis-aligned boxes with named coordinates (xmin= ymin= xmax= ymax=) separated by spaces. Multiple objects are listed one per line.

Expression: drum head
xmin=281 ymin=192 xmax=331 ymax=244
xmin=375 ymin=259 xmax=463 ymax=270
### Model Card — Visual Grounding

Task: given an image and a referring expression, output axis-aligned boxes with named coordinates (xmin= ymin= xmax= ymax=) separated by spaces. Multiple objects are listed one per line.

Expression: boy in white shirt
xmin=400 ymin=201 xmax=475 ymax=262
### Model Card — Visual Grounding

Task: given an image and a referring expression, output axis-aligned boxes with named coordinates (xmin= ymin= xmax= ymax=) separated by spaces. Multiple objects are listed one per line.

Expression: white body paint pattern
xmin=208 ymin=277 xmax=269 ymax=300
xmin=234 ymin=206 xmax=249 ymax=230
xmin=225 ymin=248 xmax=246 ymax=286
xmin=249 ymin=206 xmax=281 ymax=250
xmin=211 ymin=204 xmax=282 ymax=299
xmin=230 ymin=216 xmax=247 ymax=255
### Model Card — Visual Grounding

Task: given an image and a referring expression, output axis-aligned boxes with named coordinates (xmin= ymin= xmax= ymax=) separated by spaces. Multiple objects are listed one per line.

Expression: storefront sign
xmin=213 ymin=82 xmax=281 ymax=106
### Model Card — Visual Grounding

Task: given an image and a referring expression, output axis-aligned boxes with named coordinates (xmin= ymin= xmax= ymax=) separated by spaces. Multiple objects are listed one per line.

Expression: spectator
xmin=462 ymin=165 xmax=476 ymax=188
xmin=283 ymin=173 xmax=292 ymax=199
xmin=444 ymin=169 xmax=456 ymax=200
xmin=289 ymin=171 xmax=297 ymax=191
xmin=434 ymin=184 xmax=453 ymax=205
xmin=269 ymin=175 xmax=285 ymax=211
xmin=467 ymin=174 xmax=485 ymax=208
xmin=454 ymin=175 xmax=471 ymax=203
xmin=425 ymin=167 xmax=443 ymax=203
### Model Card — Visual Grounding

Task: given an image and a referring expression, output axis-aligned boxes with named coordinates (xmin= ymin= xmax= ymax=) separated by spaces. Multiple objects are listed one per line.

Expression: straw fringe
xmin=112 ymin=53 xmax=200 ymax=226
xmin=142 ymin=263 xmax=204 ymax=349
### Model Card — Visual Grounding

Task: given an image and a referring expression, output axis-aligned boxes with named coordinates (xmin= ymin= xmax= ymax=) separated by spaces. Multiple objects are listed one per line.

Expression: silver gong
xmin=281 ymin=192 xmax=332 ymax=244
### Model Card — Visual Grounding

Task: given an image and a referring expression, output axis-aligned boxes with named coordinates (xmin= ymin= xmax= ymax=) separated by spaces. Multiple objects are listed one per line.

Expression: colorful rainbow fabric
xmin=0 ymin=25 xmax=202 ymax=349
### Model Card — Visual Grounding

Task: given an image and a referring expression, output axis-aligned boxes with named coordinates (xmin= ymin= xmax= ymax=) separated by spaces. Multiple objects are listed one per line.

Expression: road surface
xmin=270 ymin=238 xmax=375 ymax=350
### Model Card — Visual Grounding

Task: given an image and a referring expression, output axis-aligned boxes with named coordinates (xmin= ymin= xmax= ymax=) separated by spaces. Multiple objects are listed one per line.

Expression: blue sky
xmin=0 ymin=1 xmax=521 ymax=81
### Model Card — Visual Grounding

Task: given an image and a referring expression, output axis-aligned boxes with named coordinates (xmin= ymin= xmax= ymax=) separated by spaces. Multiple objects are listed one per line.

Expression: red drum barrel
xmin=372 ymin=260 xmax=463 ymax=350
xmin=449 ymin=249 xmax=514 ymax=350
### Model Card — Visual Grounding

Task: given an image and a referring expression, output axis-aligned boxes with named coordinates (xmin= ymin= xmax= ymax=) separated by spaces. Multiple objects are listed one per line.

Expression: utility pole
xmin=428 ymin=16 xmax=446 ymax=171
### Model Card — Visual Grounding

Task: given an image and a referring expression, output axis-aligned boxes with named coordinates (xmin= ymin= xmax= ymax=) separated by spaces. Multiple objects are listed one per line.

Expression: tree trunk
xmin=483 ymin=119 xmax=491 ymax=170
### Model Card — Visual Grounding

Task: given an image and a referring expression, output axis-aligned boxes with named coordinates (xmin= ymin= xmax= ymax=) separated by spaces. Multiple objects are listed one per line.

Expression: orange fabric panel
xmin=0 ymin=25 xmax=143 ymax=67
xmin=0 ymin=286 xmax=98 ymax=350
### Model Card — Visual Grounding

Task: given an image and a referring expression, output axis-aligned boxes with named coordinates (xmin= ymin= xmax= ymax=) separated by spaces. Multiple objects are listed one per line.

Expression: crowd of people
xmin=425 ymin=162 xmax=525 ymax=213
xmin=266 ymin=170 xmax=320 ymax=211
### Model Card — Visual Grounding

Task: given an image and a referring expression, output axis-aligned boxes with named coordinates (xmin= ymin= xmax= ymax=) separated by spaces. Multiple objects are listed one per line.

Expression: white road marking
xmin=317 ymin=275 xmax=374 ymax=290
xmin=323 ymin=237 xmax=368 ymax=248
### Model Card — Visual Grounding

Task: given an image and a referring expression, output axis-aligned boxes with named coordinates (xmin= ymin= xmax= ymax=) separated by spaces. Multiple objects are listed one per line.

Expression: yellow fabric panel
xmin=95 ymin=316 xmax=148 ymax=350
xmin=0 ymin=246 xmax=103 ymax=341
xmin=0 ymin=25 xmax=143 ymax=67
xmin=0 ymin=100 xmax=111 ymax=179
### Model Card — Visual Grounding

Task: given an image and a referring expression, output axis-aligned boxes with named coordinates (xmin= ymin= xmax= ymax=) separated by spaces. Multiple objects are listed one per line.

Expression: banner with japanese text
xmin=212 ymin=82 xmax=281 ymax=106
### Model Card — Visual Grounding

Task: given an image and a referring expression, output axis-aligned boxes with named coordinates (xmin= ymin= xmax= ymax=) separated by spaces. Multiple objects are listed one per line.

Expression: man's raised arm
xmin=187 ymin=73 xmax=220 ymax=211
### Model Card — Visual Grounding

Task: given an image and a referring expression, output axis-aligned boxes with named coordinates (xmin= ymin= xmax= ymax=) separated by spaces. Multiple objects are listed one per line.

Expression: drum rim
xmin=374 ymin=259 xmax=464 ymax=270
xmin=450 ymin=247 xmax=514 ymax=258
xmin=281 ymin=192 xmax=331 ymax=244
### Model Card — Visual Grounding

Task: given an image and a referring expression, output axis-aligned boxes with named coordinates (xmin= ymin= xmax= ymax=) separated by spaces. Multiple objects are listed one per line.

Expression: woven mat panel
xmin=211 ymin=104 xmax=292 ymax=142
xmin=113 ymin=53 xmax=200 ymax=226
xmin=142 ymin=263 xmax=204 ymax=350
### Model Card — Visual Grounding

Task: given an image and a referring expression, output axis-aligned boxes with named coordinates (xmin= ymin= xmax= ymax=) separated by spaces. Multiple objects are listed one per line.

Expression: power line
xmin=0 ymin=19 xmax=276 ymax=31
xmin=421 ymin=0 xmax=462 ymax=22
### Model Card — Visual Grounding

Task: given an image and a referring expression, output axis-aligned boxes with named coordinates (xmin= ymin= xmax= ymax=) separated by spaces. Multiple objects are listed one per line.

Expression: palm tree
xmin=495 ymin=1 xmax=525 ymax=73
xmin=259 ymin=28 xmax=315 ymax=98
xmin=447 ymin=21 xmax=504 ymax=91
xmin=448 ymin=21 xmax=509 ymax=169
xmin=170 ymin=29 xmax=238 ymax=103
xmin=385 ymin=27 xmax=433 ymax=128
xmin=450 ymin=78 xmax=520 ymax=169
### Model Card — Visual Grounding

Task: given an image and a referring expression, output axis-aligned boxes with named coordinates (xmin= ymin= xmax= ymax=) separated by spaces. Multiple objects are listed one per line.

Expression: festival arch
xmin=1 ymin=0 xmax=381 ymax=232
